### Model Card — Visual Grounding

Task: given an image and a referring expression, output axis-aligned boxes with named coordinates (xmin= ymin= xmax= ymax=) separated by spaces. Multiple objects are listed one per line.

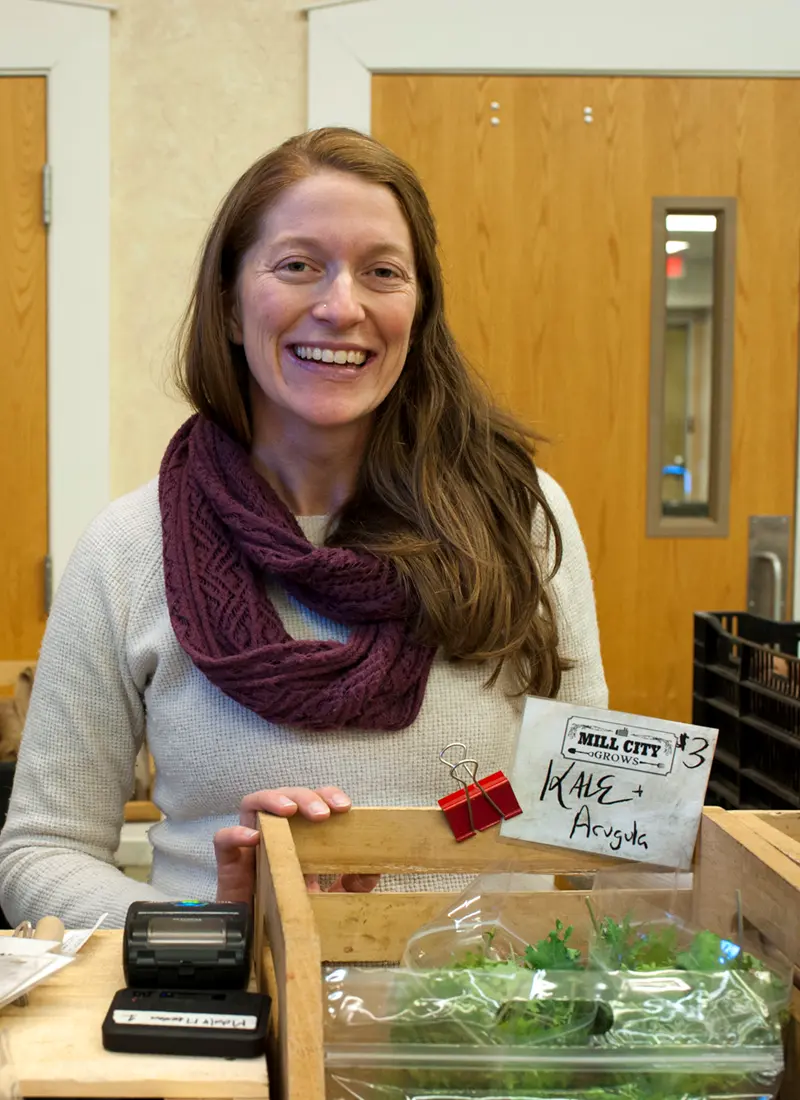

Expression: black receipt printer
xmin=102 ymin=900 xmax=270 ymax=1059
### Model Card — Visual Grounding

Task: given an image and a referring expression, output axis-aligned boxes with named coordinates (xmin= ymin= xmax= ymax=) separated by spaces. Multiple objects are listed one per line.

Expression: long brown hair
xmin=174 ymin=127 xmax=566 ymax=696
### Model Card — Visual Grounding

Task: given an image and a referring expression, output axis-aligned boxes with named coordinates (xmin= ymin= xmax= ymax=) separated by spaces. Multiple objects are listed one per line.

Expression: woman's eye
xmin=372 ymin=266 xmax=400 ymax=280
xmin=282 ymin=260 xmax=311 ymax=273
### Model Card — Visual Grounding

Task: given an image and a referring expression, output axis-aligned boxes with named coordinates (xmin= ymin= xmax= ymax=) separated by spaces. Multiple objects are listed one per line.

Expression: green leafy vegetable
xmin=602 ymin=916 xmax=679 ymax=970
xmin=451 ymin=930 xmax=516 ymax=971
xmin=371 ymin=911 xmax=789 ymax=1097
xmin=675 ymin=929 xmax=757 ymax=973
xmin=523 ymin=919 xmax=583 ymax=971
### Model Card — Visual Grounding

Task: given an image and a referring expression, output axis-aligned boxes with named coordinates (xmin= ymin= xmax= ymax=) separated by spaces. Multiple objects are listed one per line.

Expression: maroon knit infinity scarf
xmin=159 ymin=416 xmax=436 ymax=731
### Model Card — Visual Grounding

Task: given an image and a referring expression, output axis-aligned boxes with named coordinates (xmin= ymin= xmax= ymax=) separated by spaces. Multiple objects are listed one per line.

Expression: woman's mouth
xmin=289 ymin=344 xmax=372 ymax=368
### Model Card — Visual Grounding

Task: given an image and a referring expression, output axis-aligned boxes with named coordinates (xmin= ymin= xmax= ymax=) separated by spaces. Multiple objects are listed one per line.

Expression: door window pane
xmin=648 ymin=200 xmax=736 ymax=537
xmin=662 ymin=217 xmax=716 ymax=517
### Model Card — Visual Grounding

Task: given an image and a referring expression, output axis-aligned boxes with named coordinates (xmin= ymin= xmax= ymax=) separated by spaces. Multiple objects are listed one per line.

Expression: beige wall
xmin=110 ymin=0 xmax=307 ymax=495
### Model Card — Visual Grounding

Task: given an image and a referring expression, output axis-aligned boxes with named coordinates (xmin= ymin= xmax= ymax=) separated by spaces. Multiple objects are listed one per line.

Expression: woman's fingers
xmin=314 ymin=786 xmax=353 ymax=813
xmin=326 ymin=874 xmax=381 ymax=894
xmin=226 ymin=787 xmax=358 ymax=903
xmin=214 ymin=824 xmax=261 ymax=860
xmin=217 ymin=788 xmax=358 ymax=905
xmin=238 ymin=787 xmax=352 ymax=830
xmin=213 ymin=825 xmax=260 ymax=904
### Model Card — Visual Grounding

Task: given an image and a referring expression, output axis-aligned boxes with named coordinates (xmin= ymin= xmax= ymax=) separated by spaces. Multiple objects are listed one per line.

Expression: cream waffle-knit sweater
xmin=0 ymin=472 xmax=607 ymax=928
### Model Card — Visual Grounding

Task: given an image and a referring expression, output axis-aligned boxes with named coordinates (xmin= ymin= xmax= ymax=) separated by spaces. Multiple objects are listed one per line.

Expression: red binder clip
xmin=437 ymin=742 xmax=522 ymax=842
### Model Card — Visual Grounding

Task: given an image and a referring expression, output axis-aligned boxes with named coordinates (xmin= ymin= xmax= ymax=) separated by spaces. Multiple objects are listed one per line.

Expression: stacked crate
xmin=693 ymin=612 xmax=800 ymax=809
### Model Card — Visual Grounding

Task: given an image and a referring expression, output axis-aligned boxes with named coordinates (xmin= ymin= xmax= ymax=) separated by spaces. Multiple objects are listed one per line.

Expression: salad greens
xmin=450 ymin=906 xmax=768 ymax=978
xmin=451 ymin=922 xmax=583 ymax=973
xmin=361 ymin=910 xmax=790 ymax=1100
xmin=524 ymin=920 xmax=583 ymax=972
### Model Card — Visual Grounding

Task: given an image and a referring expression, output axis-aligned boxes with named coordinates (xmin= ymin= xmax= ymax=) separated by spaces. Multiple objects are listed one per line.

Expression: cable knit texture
xmin=0 ymin=472 xmax=607 ymax=929
xmin=160 ymin=416 xmax=435 ymax=730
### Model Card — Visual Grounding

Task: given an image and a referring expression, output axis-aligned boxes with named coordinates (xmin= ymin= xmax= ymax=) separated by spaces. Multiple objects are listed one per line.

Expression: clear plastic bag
xmin=586 ymin=870 xmax=791 ymax=1051
xmin=322 ymin=870 xmax=791 ymax=1100
xmin=328 ymin=1084 xmax=723 ymax=1100
xmin=324 ymin=965 xmax=611 ymax=1047
xmin=323 ymin=965 xmax=784 ymax=1099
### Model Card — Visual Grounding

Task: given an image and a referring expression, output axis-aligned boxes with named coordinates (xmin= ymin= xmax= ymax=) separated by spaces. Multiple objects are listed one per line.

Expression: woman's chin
xmin=287 ymin=402 xmax=376 ymax=434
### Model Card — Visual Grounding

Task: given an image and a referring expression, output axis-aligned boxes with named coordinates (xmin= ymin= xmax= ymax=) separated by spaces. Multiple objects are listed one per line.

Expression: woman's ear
xmin=227 ymin=296 xmax=243 ymax=345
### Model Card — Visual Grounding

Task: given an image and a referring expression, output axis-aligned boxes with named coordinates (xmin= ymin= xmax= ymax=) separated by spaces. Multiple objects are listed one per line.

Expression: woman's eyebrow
xmin=266 ymin=234 xmax=413 ymax=262
xmin=362 ymin=242 xmax=414 ymax=265
xmin=266 ymin=234 xmax=322 ymax=252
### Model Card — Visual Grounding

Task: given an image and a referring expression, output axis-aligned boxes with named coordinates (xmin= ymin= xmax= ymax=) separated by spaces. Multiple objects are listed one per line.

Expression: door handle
xmin=747 ymin=516 xmax=789 ymax=622
xmin=754 ymin=550 xmax=783 ymax=620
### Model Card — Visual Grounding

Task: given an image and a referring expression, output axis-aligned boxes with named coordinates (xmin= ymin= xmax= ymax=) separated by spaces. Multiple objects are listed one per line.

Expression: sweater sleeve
xmin=537 ymin=471 xmax=609 ymax=709
xmin=0 ymin=499 xmax=171 ymax=929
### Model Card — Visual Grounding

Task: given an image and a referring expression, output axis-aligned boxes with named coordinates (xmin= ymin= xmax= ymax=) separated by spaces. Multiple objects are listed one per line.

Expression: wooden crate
xmin=255 ymin=806 xmax=799 ymax=1100
xmin=700 ymin=809 xmax=800 ymax=1098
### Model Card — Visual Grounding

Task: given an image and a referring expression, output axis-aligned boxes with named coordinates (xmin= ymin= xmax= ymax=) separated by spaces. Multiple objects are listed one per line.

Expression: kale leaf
xmin=523 ymin=919 xmax=583 ymax=971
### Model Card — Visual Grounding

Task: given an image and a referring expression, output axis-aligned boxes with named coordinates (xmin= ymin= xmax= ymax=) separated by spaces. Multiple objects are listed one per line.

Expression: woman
xmin=0 ymin=128 xmax=606 ymax=929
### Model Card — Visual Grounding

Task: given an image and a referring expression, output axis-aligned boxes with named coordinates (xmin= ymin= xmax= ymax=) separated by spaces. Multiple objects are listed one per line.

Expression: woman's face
xmin=230 ymin=170 xmax=418 ymax=443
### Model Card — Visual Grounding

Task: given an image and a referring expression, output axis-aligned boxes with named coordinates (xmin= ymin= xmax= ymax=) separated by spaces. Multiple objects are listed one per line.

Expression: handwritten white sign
xmin=500 ymin=699 xmax=718 ymax=869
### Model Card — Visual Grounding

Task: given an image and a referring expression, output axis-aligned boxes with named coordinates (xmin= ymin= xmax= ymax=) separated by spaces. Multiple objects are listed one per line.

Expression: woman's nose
xmin=311 ymin=272 xmax=366 ymax=328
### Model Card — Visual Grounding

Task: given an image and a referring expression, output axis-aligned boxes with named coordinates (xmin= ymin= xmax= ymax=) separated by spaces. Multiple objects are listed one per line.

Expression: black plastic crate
xmin=0 ymin=761 xmax=14 ymax=830
xmin=0 ymin=762 xmax=14 ymax=929
xmin=693 ymin=611 xmax=800 ymax=809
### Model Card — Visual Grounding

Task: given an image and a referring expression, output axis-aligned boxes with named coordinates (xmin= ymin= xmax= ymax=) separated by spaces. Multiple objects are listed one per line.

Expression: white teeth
xmin=293 ymin=345 xmax=368 ymax=366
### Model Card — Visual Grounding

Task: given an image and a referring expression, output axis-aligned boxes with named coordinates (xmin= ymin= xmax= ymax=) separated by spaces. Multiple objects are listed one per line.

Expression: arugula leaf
xmin=451 ymin=929 xmax=513 ymax=971
xmin=675 ymin=929 xmax=757 ymax=973
xmin=594 ymin=914 xmax=681 ymax=970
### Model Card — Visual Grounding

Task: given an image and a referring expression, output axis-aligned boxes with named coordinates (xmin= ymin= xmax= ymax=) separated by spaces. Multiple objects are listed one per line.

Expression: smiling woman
xmin=228 ymin=170 xmax=418 ymax=515
xmin=0 ymin=128 xmax=607 ymax=929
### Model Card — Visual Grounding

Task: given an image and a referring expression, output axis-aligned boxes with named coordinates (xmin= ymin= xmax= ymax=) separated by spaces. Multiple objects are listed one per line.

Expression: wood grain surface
xmin=373 ymin=75 xmax=800 ymax=721
xmin=0 ymin=78 xmax=48 ymax=661
xmin=0 ymin=930 xmax=269 ymax=1098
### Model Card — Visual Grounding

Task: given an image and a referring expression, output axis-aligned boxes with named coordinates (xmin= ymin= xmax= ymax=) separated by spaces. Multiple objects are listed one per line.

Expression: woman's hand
xmin=213 ymin=787 xmax=380 ymax=904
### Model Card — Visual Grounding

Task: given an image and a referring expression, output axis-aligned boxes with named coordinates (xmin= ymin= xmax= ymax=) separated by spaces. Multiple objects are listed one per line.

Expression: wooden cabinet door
xmin=0 ymin=77 xmax=48 ymax=662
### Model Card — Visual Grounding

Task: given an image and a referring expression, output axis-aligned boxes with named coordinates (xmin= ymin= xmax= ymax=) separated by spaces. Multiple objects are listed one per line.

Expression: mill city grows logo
xmin=561 ymin=717 xmax=676 ymax=776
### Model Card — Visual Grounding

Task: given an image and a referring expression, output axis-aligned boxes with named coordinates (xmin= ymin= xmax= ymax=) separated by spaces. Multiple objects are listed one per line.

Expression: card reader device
xmin=102 ymin=900 xmax=269 ymax=1059
xmin=123 ymin=900 xmax=252 ymax=990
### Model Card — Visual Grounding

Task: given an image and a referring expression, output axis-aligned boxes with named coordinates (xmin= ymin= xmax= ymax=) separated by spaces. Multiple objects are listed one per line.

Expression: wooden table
xmin=0 ymin=931 xmax=270 ymax=1099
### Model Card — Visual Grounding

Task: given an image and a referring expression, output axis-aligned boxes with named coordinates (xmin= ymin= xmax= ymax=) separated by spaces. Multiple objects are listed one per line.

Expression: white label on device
xmin=113 ymin=1009 xmax=258 ymax=1030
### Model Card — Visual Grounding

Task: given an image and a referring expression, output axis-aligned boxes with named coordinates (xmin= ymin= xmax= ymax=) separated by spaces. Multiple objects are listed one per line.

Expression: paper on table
xmin=0 ymin=911 xmax=107 ymax=1011
xmin=61 ymin=911 xmax=108 ymax=956
xmin=0 ymin=940 xmax=61 ymax=958
xmin=0 ymin=950 xmax=73 ymax=1010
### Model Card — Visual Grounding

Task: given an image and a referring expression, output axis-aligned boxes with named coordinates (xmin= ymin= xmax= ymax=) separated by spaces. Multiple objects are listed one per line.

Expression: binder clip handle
xmin=437 ymin=742 xmax=521 ymax=842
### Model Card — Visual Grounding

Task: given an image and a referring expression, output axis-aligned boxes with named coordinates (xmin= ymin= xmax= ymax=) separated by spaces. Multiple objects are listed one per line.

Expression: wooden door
xmin=373 ymin=75 xmax=800 ymax=722
xmin=0 ymin=78 xmax=48 ymax=664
